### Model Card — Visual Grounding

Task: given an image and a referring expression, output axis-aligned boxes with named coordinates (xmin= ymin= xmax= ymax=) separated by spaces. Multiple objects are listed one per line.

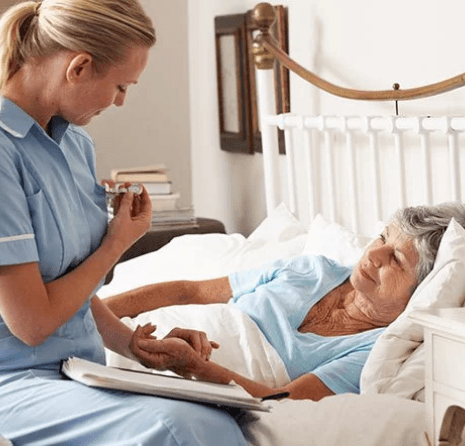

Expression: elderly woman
xmin=107 ymin=202 xmax=465 ymax=401
xmin=0 ymin=1 xmax=246 ymax=445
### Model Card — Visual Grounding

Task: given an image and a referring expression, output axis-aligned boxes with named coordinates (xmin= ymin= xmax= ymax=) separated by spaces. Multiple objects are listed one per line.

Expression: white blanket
xmin=239 ymin=394 xmax=428 ymax=446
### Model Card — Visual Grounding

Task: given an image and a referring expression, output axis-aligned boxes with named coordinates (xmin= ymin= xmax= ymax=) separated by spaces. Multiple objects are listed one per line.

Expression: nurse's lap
xmin=0 ymin=369 xmax=246 ymax=446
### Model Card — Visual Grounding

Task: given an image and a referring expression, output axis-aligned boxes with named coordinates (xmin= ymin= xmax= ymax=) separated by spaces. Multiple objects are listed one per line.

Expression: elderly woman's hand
xmin=129 ymin=323 xmax=219 ymax=378
xmin=164 ymin=327 xmax=219 ymax=361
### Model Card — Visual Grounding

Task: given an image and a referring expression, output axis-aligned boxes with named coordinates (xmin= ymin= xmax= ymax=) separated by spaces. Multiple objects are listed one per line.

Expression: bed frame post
xmin=251 ymin=3 xmax=281 ymax=216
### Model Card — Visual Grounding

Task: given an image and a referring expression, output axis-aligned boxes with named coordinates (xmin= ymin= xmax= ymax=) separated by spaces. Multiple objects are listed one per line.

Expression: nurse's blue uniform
xmin=0 ymin=99 xmax=246 ymax=446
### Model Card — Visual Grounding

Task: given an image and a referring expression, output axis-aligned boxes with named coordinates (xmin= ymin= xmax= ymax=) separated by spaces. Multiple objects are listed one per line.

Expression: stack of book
xmin=110 ymin=165 xmax=198 ymax=231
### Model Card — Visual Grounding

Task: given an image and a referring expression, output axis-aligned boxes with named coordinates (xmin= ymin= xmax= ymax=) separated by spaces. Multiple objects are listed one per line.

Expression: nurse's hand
xmin=104 ymin=182 xmax=152 ymax=252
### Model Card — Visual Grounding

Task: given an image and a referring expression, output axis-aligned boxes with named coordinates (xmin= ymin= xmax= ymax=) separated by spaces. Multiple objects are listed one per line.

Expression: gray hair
xmin=391 ymin=202 xmax=465 ymax=285
xmin=0 ymin=0 xmax=156 ymax=90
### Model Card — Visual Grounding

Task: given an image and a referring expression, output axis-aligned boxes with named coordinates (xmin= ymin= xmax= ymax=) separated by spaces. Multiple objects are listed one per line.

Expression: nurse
xmin=0 ymin=1 xmax=246 ymax=445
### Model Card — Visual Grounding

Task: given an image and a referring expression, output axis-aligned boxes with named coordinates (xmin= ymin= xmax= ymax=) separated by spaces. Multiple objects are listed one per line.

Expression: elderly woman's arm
xmin=135 ymin=337 xmax=334 ymax=400
xmin=104 ymin=277 xmax=232 ymax=318
xmin=193 ymin=362 xmax=335 ymax=401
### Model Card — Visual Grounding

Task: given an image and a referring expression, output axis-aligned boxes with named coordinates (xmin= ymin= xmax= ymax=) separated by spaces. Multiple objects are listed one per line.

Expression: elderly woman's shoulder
xmin=288 ymin=253 xmax=350 ymax=273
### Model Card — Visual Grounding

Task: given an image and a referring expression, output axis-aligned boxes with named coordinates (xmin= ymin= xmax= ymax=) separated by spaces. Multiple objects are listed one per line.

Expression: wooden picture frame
xmin=214 ymin=7 xmax=289 ymax=154
xmin=215 ymin=14 xmax=253 ymax=154
xmin=246 ymin=5 xmax=289 ymax=154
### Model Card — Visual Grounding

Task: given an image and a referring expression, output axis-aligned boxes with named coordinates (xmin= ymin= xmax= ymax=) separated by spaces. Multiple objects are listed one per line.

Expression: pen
xmin=260 ymin=391 xmax=290 ymax=401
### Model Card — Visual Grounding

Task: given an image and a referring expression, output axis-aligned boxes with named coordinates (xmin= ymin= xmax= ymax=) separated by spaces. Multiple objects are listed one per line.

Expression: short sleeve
xmin=0 ymin=142 xmax=39 ymax=266
xmin=312 ymin=349 xmax=371 ymax=394
xmin=228 ymin=257 xmax=290 ymax=300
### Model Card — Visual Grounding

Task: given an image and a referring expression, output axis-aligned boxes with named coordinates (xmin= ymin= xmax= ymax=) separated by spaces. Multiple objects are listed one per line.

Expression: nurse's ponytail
xmin=0 ymin=1 xmax=40 ymax=91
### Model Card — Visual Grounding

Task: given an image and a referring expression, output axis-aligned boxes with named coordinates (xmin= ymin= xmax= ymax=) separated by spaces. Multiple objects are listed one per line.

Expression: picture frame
xmin=215 ymin=14 xmax=253 ymax=154
xmin=214 ymin=6 xmax=289 ymax=154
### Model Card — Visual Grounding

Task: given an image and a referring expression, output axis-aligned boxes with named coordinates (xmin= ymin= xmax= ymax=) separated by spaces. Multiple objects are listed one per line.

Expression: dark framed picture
xmin=214 ymin=14 xmax=253 ymax=154
xmin=214 ymin=6 xmax=289 ymax=155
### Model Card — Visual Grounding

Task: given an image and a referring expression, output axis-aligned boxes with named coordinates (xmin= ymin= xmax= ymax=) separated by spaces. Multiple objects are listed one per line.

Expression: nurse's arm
xmin=0 ymin=240 xmax=131 ymax=347
xmin=90 ymin=295 xmax=136 ymax=360
xmin=0 ymin=192 xmax=151 ymax=347
xmin=92 ymin=296 xmax=219 ymax=366
xmin=104 ymin=277 xmax=232 ymax=319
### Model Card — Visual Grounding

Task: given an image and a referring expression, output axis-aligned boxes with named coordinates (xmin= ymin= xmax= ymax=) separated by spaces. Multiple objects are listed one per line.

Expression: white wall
xmin=188 ymin=0 xmax=274 ymax=235
xmin=288 ymin=0 xmax=465 ymax=117
xmin=88 ymin=0 xmax=193 ymax=209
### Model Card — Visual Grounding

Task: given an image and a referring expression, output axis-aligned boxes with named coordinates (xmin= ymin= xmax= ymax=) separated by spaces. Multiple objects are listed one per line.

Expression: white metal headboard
xmin=252 ymin=3 xmax=465 ymax=237
xmin=261 ymin=113 xmax=465 ymax=234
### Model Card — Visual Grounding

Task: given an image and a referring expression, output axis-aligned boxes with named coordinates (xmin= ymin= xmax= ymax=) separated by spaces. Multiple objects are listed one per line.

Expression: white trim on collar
xmin=0 ymin=119 xmax=23 ymax=138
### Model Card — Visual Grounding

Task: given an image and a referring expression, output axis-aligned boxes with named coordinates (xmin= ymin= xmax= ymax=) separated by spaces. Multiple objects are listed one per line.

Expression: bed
xmin=99 ymin=3 xmax=465 ymax=445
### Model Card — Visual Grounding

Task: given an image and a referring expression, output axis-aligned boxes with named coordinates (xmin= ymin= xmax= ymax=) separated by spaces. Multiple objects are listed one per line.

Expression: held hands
xmin=130 ymin=323 xmax=220 ymax=378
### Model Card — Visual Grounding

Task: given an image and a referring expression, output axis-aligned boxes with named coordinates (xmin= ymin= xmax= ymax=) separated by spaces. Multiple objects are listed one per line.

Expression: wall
xmin=87 ymin=0 xmax=193 ymax=208
xmin=188 ymin=0 xmax=277 ymax=235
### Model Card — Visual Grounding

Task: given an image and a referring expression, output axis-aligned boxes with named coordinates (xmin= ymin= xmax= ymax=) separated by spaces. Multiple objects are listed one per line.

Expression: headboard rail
xmin=251 ymin=3 xmax=465 ymax=102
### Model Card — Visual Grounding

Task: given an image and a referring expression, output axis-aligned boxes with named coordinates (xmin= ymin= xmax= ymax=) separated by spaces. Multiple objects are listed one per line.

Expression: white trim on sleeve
xmin=0 ymin=234 xmax=35 ymax=243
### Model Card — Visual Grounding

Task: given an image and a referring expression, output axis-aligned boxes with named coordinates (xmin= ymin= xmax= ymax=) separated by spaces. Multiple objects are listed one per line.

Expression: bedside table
xmin=409 ymin=308 xmax=465 ymax=446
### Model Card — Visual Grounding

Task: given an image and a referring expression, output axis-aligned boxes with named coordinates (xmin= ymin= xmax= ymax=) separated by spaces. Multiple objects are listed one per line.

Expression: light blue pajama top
xmin=0 ymin=98 xmax=246 ymax=446
xmin=229 ymin=255 xmax=384 ymax=394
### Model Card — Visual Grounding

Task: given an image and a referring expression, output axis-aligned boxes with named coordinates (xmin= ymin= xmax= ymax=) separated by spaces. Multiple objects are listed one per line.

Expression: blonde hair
xmin=0 ymin=0 xmax=156 ymax=90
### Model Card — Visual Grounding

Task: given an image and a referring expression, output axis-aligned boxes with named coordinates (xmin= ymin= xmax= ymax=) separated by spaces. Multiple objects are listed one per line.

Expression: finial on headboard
xmin=393 ymin=83 xmax=400 ymax=115
xmin=251 ymin=3 xmax=277 ymax=70
xmin=251 ymin=3 xmax=276 ymax=31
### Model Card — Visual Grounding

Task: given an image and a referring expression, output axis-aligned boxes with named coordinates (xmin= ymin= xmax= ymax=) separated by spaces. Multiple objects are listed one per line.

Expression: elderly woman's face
xmin=350 ymin=224 xmax=419 ymax=316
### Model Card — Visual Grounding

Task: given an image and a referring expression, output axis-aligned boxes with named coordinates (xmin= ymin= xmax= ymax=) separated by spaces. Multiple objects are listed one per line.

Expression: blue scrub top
xmin=229 ymin=254 xmax=384 ymax=394
xmin=0 ymin=98 xmax=108 ymax=372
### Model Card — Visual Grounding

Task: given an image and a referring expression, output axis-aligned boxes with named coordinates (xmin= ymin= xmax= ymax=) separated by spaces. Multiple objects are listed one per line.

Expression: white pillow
xmin=100 ymin=203 xmax=308 ymax=299
xmin=247 ymin=202 xmax=306 ymax=243
xmin=302 ymin=214 xmax=373 ymax=266
xmin=361 ymin=218 xmax=465 ymax=400
xmin=238 ymin=393 xmax=428 ymax=446
xmin=105 ymin=304 xmax=290 ymax=388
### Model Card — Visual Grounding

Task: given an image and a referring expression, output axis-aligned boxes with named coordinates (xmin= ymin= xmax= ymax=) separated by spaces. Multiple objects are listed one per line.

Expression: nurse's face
xmin=61 ymin=46 xmax=149 ymax=126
